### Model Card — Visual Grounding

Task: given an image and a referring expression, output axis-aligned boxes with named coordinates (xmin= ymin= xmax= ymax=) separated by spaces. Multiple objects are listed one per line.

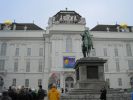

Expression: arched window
xmin=0 ymin=43 xmax=7 ymax=56
xmin=65 ymin=77 xmax=74 ymax=89
xmin=66 ymin=36 xmax=72 ymax=52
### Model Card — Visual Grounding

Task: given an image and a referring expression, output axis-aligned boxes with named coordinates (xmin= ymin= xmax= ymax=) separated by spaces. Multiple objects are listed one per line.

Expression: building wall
xmin=0 ymin=31 xmax=49 ymax=90
xmin=0 ymin=25 xmax=133 ymax=90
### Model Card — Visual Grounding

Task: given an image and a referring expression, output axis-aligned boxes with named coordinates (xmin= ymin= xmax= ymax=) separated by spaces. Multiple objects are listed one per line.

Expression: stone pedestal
xmin=74 ymin=57 xmax=107 ymax=91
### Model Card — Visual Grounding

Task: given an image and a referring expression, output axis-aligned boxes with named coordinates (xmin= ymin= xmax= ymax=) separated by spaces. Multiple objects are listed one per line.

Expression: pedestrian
xmin=37 ymin=85 xmax=47 ymax=100
xmin=48 ymin=84 xmax=60 ymax=100
xmin=100 ymin=87 xmax=107 ymax=100
xmin=1 ymin=91 xmax=12 ymax=100
xmin=61 ymin=88 xmax=64 ymax=93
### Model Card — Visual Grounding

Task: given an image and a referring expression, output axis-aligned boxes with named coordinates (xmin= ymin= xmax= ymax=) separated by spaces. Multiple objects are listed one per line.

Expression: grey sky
xmin=0 ymin=0 xmax=132 ymax=29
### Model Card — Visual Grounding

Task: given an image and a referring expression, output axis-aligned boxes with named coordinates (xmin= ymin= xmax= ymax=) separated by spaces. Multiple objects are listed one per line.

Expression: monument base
xmin=75 ymin=80 xmax=106 ymax=90
xmin=61 ymin=57 xmax=131 ymax=100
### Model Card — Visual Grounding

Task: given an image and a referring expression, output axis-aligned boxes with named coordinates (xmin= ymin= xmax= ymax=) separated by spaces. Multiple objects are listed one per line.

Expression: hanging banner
xmin=63 ymin=56 xmax=75 ymax=68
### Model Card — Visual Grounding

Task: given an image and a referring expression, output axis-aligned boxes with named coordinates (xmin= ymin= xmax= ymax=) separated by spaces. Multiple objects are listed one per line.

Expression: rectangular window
xmin=25 ymin=79 xmax=29 ymax=87
xmin=26 ymin=60 xmax=30 ymax=72
xmin=39 ymin=48 xmax=43 ymax=56
xmin=104 ymin=62 xmax=109 ymax=72
xmin=27 ymin=48 xmax=31 ymax=56
xmin=114 ymin=47 xmax=118 ymax=56
xmin=106 ymin=78 xmax=110 ymax=88
xmin=15 ymin=48 xmax=19 ymax=56
xmin=128 ymin=60 xmax=133 ymax=70
xmin=38 ymin=60 xmax=43 ymax=72
xmin=92 ymin=49 xmax=96 ymax=56
xmin=103 ymin=48 xmax=107 ymax=56
xmin=0 ymin=43 xmax=7 ymax=56
xmin=66 ymin=36 xmax=72 ymax=52
xmin=0 ymin=60 xmax=5 ymax=71
xmin=38 ymin=79 xmax=42 ymax=86
xmin=12 ymin=78 xmax=16 ymax=86
xmin=14 ymin=59 xmax=18 ymax=72
xmin=118 ymin=78 xmax=122 ymax=86
xmin=116 ymin=60 xmax=120 ymax=72
xmin=126 ymin=44 xmax=132 ymax=56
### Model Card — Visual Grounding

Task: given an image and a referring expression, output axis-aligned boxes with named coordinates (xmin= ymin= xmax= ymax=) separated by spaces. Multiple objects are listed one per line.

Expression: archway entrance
xmin=65 ymin=77 xmax=74 ymax=91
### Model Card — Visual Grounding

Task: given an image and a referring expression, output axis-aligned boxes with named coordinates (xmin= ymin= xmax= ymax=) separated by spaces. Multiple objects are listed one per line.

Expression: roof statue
xmin=81 ymin=29 xmax=94 ymax=57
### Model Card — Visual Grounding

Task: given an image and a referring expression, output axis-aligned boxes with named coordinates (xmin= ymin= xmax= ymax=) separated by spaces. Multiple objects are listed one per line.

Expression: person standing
xmin=37 ymin=85 xmax=47 ymax=100
xmin=100 ymin=87 xmax=107 ymax=100
xmin=1 ymin=91 xmax=12 ymax=100
xmin=48 ymin=84 xmax=60 ymax=100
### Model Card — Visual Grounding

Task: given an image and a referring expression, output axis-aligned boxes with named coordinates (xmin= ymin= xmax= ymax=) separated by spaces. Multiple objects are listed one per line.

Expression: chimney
xmin=13 ymin=24 xmax=16 ymax=30
xmin=131 ymin=27 xmax=133 ymax=32
xmin=116 ymin=26 xmax=120 ymax=32
xmin=106 ymin=27 xmax=110 ymax=32
xmin=24 ymin=25 xmax=27 ymax=31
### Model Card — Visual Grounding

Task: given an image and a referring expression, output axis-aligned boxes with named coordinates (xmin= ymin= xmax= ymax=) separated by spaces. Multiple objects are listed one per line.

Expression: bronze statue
xmin=81 ymin=29 xmax=94 ymax=57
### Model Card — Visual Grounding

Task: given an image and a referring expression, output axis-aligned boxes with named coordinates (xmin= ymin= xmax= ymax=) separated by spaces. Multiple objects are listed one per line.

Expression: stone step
xmin=68 ymin=89 xmax=100 ymax=95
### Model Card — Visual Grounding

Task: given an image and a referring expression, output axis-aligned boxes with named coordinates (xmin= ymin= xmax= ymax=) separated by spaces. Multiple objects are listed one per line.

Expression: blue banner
xmin=63 ymin=56 xmax=75 ymax=68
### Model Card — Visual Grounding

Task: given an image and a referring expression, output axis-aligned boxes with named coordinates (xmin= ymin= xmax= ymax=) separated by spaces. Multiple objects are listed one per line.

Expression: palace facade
xmin=0 ymin=10 xmax=133 ymax=91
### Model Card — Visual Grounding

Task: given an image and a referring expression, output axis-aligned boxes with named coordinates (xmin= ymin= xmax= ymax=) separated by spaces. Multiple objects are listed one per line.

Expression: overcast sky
xmin=0 ymin=0 xmax=133 ymax=29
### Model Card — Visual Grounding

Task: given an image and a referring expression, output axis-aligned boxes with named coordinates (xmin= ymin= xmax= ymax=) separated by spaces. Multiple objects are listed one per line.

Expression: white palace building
xmin=0 ymin=10 xmax=133 ymax=91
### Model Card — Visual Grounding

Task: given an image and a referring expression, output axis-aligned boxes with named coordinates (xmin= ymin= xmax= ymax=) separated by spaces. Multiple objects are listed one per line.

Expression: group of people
xmin=0 ymin=84 xmax=107 ymax=100
xmin=0 ymin=85 xmax=47 ymax=100
xmin=0 ymin=84 xmax=61 ymax=100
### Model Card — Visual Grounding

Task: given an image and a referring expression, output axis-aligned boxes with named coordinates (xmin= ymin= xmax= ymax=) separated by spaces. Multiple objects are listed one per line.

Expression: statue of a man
xmin=81 ymin=29 xmax=94 ymax=57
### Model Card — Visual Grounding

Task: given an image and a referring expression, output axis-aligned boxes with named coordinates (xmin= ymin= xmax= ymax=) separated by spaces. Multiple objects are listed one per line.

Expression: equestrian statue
xmin=81 ymin=29 xmax=94 ymax=57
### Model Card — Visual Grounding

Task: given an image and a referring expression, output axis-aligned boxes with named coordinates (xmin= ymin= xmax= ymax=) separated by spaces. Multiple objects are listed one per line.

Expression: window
xmin=15 ymin=48 xmax=19 ymax=56
xmin=126 ymin=44 xmax=132 ymax=56
xmin=12 ymin=78 xmax=16 ymax=86
xmin=114 ymin=47 xmax=118 ymax=56
xmin=38 ymin=60 xmax=43 ymax=72
xmin=0 ymin=43 xmax=7 ymax=56
xmin=39 ymin=48 xmax=43 ymax=56
xmin=0 ymin=60 xmax=5 ymax=71
xmin=25 ymin=79 xmax=29 ymax=87
xmin=27 ymin=48 xmax=31 ymax=56
xmin=118 ymin=78 xmax=122 ymax=86
xmin=14 ymin=59 xmax=18 ymax=72
xmin=103 ymin=48 xmax=107 ymax=56
xmin=106 ymin=78 xmax=110 ymax=88
xmin=38 ymin=79 xmax=42 ymax=86
xmin=104 ymin=62 xmax=109 ymax=72
xmin=26 ymin=60 xmax=30 ymax=72
xmin=92 ymin=49 xmax=96 ymax=56
xmin=116 ymin=60 xmax=120 ymax=72
xmin=66 ymin=36 xmax=72 ymax=52
xmin=128 ymin=60 xmax=133 ymax=70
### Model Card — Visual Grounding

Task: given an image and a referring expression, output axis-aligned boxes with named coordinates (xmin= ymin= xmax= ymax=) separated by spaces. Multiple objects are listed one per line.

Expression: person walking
xmin=48 ymin=84 xmax=60 ymax=100
xmin=100 ymin=87 xmax=107 ymax=100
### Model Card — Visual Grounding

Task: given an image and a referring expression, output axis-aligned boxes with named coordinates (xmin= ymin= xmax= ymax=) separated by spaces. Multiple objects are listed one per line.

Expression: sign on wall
xmin=63 ymin=56 xmax=75 ymax=68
